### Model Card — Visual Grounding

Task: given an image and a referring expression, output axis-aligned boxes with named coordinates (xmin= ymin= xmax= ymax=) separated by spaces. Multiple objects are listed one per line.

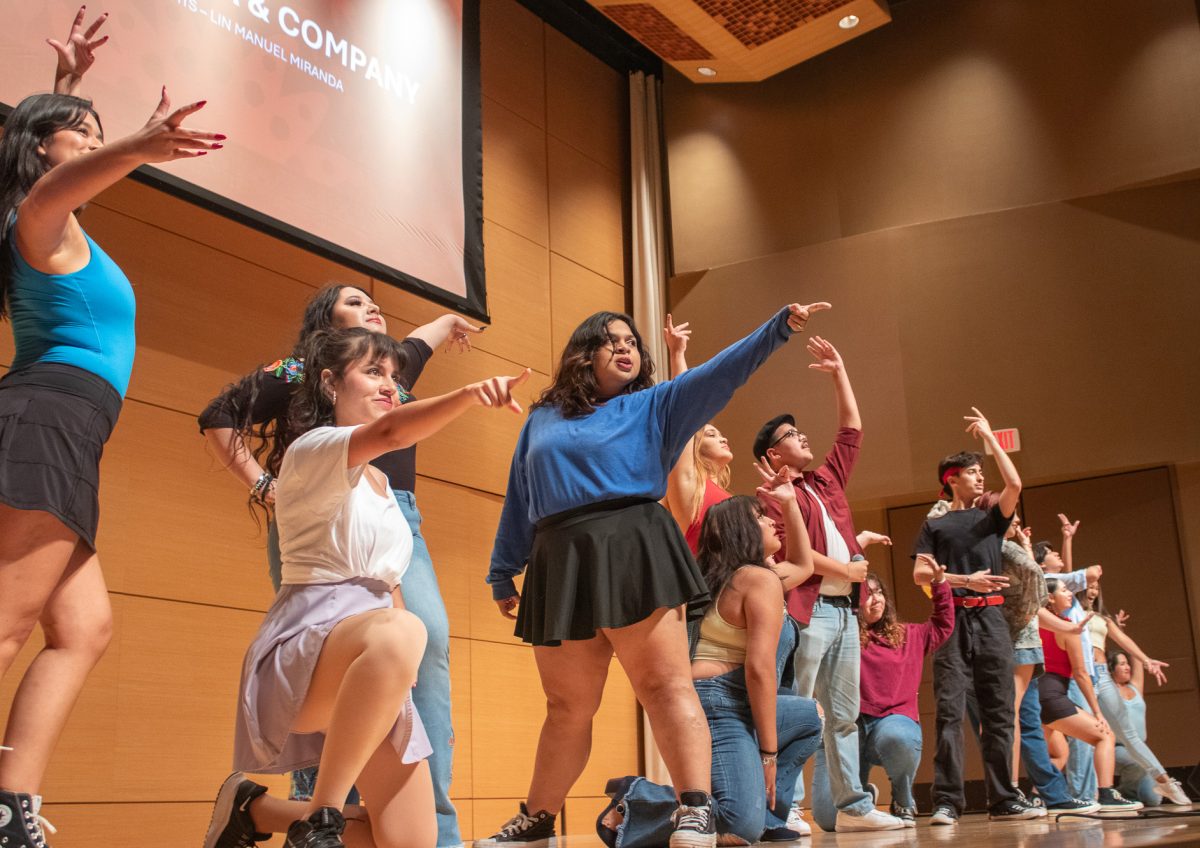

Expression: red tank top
xmin=1040 ymin=624 xmax=1073 ymax=678
xmin=685 ymin=479 xmax=733 ymax=554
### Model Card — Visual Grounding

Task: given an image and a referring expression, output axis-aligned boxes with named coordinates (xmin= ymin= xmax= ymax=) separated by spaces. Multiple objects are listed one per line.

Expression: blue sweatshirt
xmin=488 ymin=307 xmax=794 ymax=599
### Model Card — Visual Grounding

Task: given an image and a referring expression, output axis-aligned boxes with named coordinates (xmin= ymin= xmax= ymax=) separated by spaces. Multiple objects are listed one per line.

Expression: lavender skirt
xmin=232 ymin=577 xmax=432 ymax=774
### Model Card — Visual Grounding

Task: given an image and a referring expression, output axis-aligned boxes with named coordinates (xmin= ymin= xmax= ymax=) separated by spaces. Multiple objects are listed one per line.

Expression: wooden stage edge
xmin=479 ymin=805 xmax=1200 ymax=847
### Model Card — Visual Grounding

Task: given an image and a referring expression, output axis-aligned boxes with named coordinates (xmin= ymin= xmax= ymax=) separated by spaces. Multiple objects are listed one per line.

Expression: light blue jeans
xmin=1094 ymin=664 xmax=1165 ymax=780
xmin=859 ymin=714 xmax=923 ymax=808
xmin=791 ymin=599 xmax=874 ymax=832
xmin=696 ymin=669 xmax=824 ymax=842
xmin=268 ymin=490 xmax=461 ymax=847
xmin=1114 ymin=745 xmax=1162 ymax=807
xmin=1065 ymin=677 xmax=1098 ymax=801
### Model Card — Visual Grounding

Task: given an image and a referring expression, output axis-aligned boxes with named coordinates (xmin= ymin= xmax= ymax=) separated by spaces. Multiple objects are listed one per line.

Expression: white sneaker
xmin=1154 ymin=778 xmax=1191 ymax=806
xmin=834 ymin=809 xmax=904 ymax=832
xmin=785 ymin=804 xmax=811 ymax=836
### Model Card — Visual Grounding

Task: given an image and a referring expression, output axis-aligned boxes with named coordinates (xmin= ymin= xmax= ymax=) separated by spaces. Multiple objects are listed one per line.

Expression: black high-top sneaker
xmin=0 ymin=790 xmax=55 ymax=848
xmin=476 ymin=803 xmax=557 ymax=848
xmin=285 ymin=807 xmax=346 ymax=848
xmin=203 ymin=773 xmax=271 ymax=848
xmin=669 ymin=791 xmax=716 ymax=848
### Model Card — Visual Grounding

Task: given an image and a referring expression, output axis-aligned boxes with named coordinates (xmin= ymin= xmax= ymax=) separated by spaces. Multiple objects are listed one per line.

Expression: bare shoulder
xmin=732 ymin=564 xmax=784 ymax=598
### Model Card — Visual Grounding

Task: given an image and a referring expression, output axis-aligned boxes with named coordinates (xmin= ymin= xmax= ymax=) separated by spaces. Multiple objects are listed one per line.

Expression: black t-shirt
xmin=912 ymin=504 xmax=1013 ymax=597
xmin=197 ymin=337 xmax=432 ymax=492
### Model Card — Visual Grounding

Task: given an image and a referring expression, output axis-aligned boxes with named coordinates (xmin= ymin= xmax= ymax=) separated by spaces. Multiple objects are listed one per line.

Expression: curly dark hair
xmin=859 ymin=573 xmax=906 ymax=649
xmin=695 ymin=496 xmax=773 ymax=600
xmin=532 ymin=311 xmax=655 ymax=418
xmin=1 ymin=93 xmax=103 ymax=320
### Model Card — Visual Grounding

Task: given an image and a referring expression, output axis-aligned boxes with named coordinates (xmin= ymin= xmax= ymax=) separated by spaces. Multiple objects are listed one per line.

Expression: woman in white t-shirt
xmin=204 ymin=327 xmax=529 ymax=848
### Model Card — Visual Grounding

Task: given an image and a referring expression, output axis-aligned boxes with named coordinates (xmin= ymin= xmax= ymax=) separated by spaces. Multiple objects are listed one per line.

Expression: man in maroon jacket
xmin=755 ymin=337 xmax=901 ymax=833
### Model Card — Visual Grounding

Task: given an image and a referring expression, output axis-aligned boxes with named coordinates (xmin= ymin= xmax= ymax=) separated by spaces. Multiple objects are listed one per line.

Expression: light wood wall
xmin=0 ymin=0 xmax=639 ymax=841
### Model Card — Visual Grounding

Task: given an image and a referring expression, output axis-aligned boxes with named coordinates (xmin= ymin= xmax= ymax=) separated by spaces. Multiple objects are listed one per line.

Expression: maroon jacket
xmin=761 ymin=426 xmax=863 ymax=625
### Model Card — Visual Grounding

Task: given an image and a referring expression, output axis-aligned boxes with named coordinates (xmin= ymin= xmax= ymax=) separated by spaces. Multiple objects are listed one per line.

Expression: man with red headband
xmin=911 ymin=408 xmax=1043 ymax=825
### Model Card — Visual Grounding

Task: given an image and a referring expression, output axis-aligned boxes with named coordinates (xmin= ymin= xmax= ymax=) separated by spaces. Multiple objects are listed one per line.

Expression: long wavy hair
xmin=688 ymin=425 xmax=733 ymax=524
xmin=859 ymin=572 xmax=906 ymax=649
xmin=695 ymin=496 xmax=771 ymax=599
xmin=532 ymin=311 xmax=655 ymax=418
xmin=0 ymin=93 xmax=103 ymax=319
xmin=208 ymin=283 xmax=375 ymax=483
xmin=286 ymin=327 xmax=406 ymax=445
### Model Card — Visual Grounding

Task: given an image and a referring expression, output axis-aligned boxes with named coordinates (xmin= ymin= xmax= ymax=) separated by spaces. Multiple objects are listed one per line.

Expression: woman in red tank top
xmin=1038 ymin=579 xmax=1140 ymax=810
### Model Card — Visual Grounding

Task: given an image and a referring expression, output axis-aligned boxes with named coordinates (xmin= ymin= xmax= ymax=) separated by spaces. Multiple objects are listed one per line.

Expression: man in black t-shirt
xmin=911 ymin=409 xmax=1042 ymax=825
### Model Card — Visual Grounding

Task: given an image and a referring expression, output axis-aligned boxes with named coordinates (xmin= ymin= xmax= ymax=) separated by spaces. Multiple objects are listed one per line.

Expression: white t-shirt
xmin=276 ymin=426 xmax=414 ymax=588
xmin=803 ymin=481 xmax=852 ymax=597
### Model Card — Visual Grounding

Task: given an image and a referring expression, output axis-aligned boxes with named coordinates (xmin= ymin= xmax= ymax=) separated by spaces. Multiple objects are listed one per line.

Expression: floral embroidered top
xmin=198 ymin=338 xmax=431 ymax=492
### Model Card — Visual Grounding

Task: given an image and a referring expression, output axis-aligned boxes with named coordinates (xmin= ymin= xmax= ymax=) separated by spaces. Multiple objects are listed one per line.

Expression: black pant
xmin=932 ymin=604 xmax=1017 ymax=812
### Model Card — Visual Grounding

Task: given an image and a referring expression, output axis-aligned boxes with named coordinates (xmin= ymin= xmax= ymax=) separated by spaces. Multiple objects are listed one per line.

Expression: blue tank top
xmin=7 ymin=226 xmax=136 ymax=396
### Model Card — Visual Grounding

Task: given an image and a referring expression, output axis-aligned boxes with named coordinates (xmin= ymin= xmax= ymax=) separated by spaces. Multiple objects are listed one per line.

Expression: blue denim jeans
xmin=1094 ymin=664 xmax=1164 ymax=780
xmin=1019 ymin=676 xmax=1073 ymax=806
xmin=1065 ymin=677 xmax=1098 ymax=801
xmin=695 ymin=669 xmax=824 ymax=843
xmin=267 ymin=490 xmax=461 ymax=847
xmin=791 ymin=598 xmax=873 ymax=831
xmin=1114 ymin=744 xmax=1162 ymax=807
xmin=859 ymin=714 xmax=923 ymax=808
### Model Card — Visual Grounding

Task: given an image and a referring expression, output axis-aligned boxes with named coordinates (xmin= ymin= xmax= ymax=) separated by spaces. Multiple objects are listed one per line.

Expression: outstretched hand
xmin=445 ymin=316 xmax=485 ymax=354
xmin=50 ymin=6 xmax=109 ymax=91
xmin=964 ymin=406 xmax=995 ymax=441
xmin=753 ymin=456 xmax=797 ymax=504
xmin=1058 ymin=513 xmax=1081 ymax=540
xmin=786 ymin=302 xmax=831 ymax=333
xmin=1144 ymin=659 xmax=1169 ymax=687
xmin=856 ymin=530 xmax=892 ymax=549
xmin=663 ymin=314 xmax=691 ymax=356
xmin=129 ymin=88 xmax=226 ymax=163
xmin=469 ymin=368 xmax=531 ymax=413
xmin=806 ymin=335 xmax=844 ymax=374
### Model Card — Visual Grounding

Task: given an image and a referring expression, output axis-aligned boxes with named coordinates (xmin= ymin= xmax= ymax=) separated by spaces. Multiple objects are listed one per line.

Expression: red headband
xmin=941 ymin=466 xmax=964 ymax=486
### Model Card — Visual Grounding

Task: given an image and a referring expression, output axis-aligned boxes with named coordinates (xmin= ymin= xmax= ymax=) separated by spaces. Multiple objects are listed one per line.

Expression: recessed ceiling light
xmin=838 ymin=14 xmax=860 ymax=29
xmin=697 ymin=66 xmax=717 ymax=77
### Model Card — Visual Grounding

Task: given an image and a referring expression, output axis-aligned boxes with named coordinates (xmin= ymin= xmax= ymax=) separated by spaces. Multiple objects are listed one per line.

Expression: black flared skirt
xmin=0 ymin=363 xmax=122 ymax=550
xmin=516 ymin=497 xmax=710 ymax=647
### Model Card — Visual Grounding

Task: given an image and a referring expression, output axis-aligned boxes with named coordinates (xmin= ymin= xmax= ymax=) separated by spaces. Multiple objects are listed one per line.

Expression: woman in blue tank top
xmin=0 ymin=11 xmax=223 ymax=845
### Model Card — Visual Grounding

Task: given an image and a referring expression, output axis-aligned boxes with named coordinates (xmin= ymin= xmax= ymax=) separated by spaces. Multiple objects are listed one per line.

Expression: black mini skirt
xmin=516 ymin=497 xmax=710 ymax=647
xmin=0 ymin=363 xmax=123 ymax=550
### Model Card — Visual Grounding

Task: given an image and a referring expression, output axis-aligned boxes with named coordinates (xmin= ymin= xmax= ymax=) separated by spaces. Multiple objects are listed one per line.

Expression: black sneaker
xmin=889 ymin=801 xmax=917 ymax=828
xmin=759 ymin=826 xmax=803 ymax=842
xmin=989 ymin=798 xmax=1044 ymax=821
xmin=0 ymin=790 xmax=55 ymax=848
xmin=285 ymin=807 xmax=346 ymax=848
xmin=1047 ymin=798 xmax=1101 ymax=814
xmin=475 ymin=804 xmax=556 ymax=848
xmin=1013 ymin=786 xmax=1043 ymax=809
xmin=1097 ymin=787 xmax=1143 ymax=812
xmin=204 ymin=773 xmax=270 ymax=848
xmin=669 ymin=791 xmax=716 ymax=848
xmin=929 ymin=804 xmax=958 ymax=826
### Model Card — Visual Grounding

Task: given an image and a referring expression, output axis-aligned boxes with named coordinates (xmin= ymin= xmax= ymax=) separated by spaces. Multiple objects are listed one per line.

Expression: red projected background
xmin=0 ymin=0 xmax=485 ymax=317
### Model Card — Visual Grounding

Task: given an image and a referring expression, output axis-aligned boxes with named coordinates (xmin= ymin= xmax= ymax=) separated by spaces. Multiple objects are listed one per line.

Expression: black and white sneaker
xmin=1098 ymin=788 xmax=1143 ymax=813
xmin=890 ymin=801 xmax=917 ymax=828
xmin=669 ymin=791 xmax=716 ymax=848
xmin=285 ymin=807 xmax=346 ymax=848
xmin=989 ymin=798 xmax=1044 ymax=821
xmin=204 ymin=773 xmax=270 ymax=848
xmin=1013 ymin=786 xmax=1044 ymax=809
xmin=930 ymin=804 xmax=958 ymax=826
xmin=475 ymin=804 xmax=557 ymax=848
xmin=0 ymin=791 xmax=56 ymax=848
xmin=1046 ymin=797 xmax=1101 ymax=814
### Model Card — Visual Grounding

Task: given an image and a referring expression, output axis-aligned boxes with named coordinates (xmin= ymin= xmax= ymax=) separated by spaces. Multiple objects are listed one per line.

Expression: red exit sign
xmin=984 ymin=427 xmax=1021 ymax=454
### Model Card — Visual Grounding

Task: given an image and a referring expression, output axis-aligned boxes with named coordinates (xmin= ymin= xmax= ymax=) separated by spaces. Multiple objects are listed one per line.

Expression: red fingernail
xmin=212 ymin=144 xmax=224 ymax=150
xmin=215 ymin=134 xmax=227 ymax=140
xmin=197 ymin=100 xmax=207 ymax=107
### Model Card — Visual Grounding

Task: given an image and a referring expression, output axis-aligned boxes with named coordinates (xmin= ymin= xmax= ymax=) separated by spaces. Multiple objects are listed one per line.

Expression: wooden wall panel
xmin=483 ymin=99 xmax=551 ymax=248
xmin=548 ymin=138 xmax=626 ymax=284
xmin=473 ymin=798 xmax=529 ymax=842
xmin=470 ymin=641 xmax=545 ymax=798
xmin=546 ymin=28 xmax=627 ymax=174
xmin=39 ymin=802 xmax=214 ymax=848
xmin=448 ymin=637 xmax=474 ymax=799
xmin=550 ymin=255 xmax=627 ymax=359
xmin=480 ymin=0 xmax=546 ymax=129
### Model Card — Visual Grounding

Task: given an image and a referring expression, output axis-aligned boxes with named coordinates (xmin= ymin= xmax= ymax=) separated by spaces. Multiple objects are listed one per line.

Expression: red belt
xmin=954 ymin=595 xmax=1004 ymax=608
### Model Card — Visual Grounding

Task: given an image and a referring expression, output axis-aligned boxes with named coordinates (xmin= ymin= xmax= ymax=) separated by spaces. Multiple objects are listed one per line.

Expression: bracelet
xmin=761 ymin=753 xmax=778 ymax=765
xmin=759 ymin=748 xmax=778 ymax=757
xmin=250 ymin=472 xmax=274 ymax=504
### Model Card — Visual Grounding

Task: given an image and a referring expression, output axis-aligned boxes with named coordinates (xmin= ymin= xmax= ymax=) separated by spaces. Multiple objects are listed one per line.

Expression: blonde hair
xmin=688 ymin=426 xmax=733 ymax=523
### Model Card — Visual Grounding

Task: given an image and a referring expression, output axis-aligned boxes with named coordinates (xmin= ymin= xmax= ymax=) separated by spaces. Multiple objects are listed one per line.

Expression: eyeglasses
xmin=770 ymin=428 xmax=808 ymax=448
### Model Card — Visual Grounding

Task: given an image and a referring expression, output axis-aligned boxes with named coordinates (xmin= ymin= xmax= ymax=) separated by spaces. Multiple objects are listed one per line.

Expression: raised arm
xmin=663 ymin=313 xmax=691 ymax=378
xmin=754 ymin=459 xmax=814 ymax=590
xmin=406 ymin=313 xmax=484 ymax=354
xmin=1105 ymin=619 xmax=1169 ymax=686
xmin=1058 ymin=513 xmax=1080 ymax=572
xmin=965 ymin=407 xmax=1021 ymax=517
xmin=349 ymin=369 xmax=530 ymax=467
xmin=1063 ymin=632 xmax=1104 ymax=722
xmin=665 ymin=432 xmax=700 ymax=532
xmin=17 ymin=91 xmax=223 ymax=267
xmin=1038 ymin=607 xmax=1094 ymax=635
xmin=806 ymin=336 xmax=860 ymax=430
xmin=1129 ymin=655 xmax=1145 ymax=693
xmin=49 ymin=7 xmax=109 ymax=96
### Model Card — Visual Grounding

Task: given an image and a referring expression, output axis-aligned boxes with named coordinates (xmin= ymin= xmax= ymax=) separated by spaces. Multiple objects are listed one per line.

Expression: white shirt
xmin=276 ymin=426 xmax=413 ymax=588
xmin=803 ymin=481 xmax=852 ymax=597
xmin=1060 ymin=569 xmax=1095 ymax=676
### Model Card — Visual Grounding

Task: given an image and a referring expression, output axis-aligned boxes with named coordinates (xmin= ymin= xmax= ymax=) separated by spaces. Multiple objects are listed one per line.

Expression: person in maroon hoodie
xmin=821 ymin=570 xmax=954 ymax=828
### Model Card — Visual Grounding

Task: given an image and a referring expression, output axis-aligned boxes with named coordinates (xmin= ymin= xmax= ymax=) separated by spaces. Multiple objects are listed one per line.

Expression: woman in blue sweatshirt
xmin=478 ymin=301 xmax=829 ymax=848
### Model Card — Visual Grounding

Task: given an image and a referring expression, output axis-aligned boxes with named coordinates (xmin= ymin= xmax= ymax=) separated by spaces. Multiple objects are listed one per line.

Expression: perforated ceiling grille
xmin=602 ymin=4 xmax=715 ymax=60
xmin=692 ymin=0 xmax=856 ymax=47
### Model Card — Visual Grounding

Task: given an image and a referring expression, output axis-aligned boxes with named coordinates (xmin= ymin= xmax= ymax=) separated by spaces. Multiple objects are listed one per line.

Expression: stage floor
xmin=521 ymin=806 xmax=1200 ymax=848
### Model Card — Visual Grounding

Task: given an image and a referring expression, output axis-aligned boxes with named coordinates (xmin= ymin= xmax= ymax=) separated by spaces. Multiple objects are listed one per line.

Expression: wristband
xmin=250 ymin=471 xmax=274 ymax=505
